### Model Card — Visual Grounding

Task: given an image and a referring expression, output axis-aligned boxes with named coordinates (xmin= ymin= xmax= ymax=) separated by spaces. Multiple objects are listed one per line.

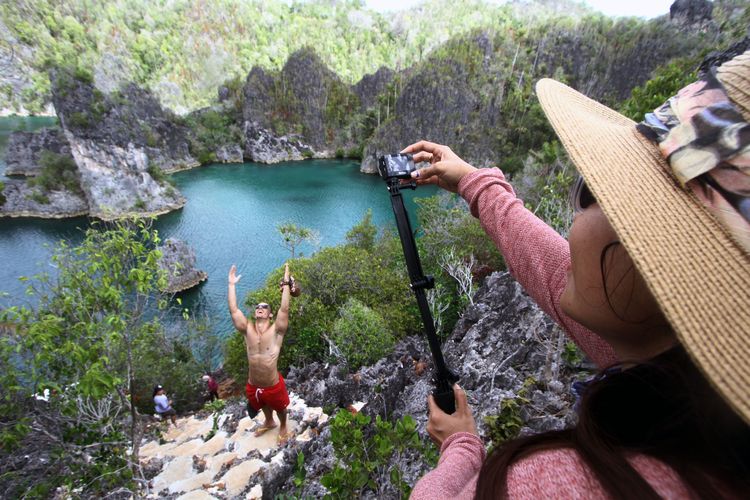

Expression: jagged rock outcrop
xmin=63 ymin=134 xmax=186 ymax=219
xmin=670 ymin=0 xmax=714 ymax=27
xmin=241 ymin=49 xmax=368 ymax=161
xmin=353 ymin=67 xmax=395 ymax=110
xmin=47 ymin=69 xmax=197 ymax=219
xmin=0 ymin=178 xmax=87 ymax=218
xmin=137 ymin=396 xmax=329 ymax=499
xmin=359 ymin=22 xmax=724 ymax=173
xmin=118 ymin=271 xmax=586 ymax=498
xmin=278 ymin=271 xmax=588 ymax=497
xmin=243 ymin=121 xmax=312 ymax=164
xmin=216 ymin=143 xmax=244 ymax=163
xmin=157 ymin=238 xmax=208 ymax=293
xmin=4 ymin=127 xmax=70 ymax=176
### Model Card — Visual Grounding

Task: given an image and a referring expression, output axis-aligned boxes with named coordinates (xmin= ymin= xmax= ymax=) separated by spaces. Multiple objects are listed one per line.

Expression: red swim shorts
xmin=245 ymin=373 xmax=290 ymax=413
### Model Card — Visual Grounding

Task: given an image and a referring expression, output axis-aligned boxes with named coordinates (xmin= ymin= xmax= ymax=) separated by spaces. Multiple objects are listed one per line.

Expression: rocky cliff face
xmin=4 ymin=127 xmax=69 ymax=176
xmin=273 ymin=271 xmax=588 ymax=497
xmin=241 ymin=49 xmax=391 ymax=162
xmin=0 ymin=178 xmax=87 ymax=218
xmin=128 ymin=271 xmax=587 ymax=498
xmin=4 ymin=69 xmax=201 ymax=219
xmin=157 ymin=238 xmax=208 ymax=293
xmin=234 ymin=17 xmax=724 ymax=175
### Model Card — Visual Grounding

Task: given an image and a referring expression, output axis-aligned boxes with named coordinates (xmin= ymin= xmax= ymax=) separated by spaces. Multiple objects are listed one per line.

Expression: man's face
xmin=254 ymin=302 xmax=272 ymax=320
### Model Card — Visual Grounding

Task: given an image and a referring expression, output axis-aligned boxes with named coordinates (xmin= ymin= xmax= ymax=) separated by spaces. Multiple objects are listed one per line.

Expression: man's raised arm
xmin=228 ymin=265 xmax=248 ymax=332
xmin=275 ymin=263 xmax=292 ymax=335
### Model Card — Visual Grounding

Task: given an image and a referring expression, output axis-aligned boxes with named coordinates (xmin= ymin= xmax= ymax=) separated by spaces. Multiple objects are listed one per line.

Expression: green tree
xmin=277 ymin=221 xmax=320 ymax=259
xmin=346 ymin=208 xmax=377 ymax=251
xmin=0 ymin=219 xmax=202 ymax=497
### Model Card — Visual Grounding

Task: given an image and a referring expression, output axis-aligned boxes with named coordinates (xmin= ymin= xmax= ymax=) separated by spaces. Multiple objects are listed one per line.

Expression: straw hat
xmin=536 ymin=52 xmax=750 ymax=423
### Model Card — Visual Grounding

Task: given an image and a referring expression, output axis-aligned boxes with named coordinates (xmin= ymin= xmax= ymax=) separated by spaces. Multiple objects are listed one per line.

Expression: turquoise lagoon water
xmin=0 ymin=117 xmax=436 ymax=348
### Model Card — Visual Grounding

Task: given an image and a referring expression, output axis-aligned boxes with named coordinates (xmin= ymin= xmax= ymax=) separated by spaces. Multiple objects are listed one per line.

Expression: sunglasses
xmin=255 ymin=303 xmax=270 ymax=310
xmin=569 ymin=176 xmax=596 ymax=213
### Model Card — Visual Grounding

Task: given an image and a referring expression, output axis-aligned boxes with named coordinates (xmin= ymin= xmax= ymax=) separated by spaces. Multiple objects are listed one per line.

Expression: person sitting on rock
xmin=228 ymin=262 xmax=297 ymax=444
xmin=152 ymin=384 xmax=177 ymax=426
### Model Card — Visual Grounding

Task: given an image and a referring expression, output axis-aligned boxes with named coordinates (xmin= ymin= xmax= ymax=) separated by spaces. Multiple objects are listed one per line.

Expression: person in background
xmin=202 ymin=373 xmax=219 ymax=401
xmin=409 ymin=50 xmax=750 ymax=498
xmin=152 ymin=384 xmax=177 ymax=426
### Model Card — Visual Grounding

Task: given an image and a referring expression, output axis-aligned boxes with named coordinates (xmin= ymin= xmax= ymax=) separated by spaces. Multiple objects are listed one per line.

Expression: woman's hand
xmin=426 ymin=384 xmax=478 ymax=448
xmin=401 ymin=141 xmax=477 ymax=193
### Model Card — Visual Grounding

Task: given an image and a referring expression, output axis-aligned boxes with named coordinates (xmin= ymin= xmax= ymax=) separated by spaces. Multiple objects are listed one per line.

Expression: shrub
xmin=133 ymin=198 xmax=147 ymax=210
xmin=68 ymin=111 xmax=91 ymax=128
xmin=484 ymin=377 xmax=537 ymax=451
xmin=331 ymin=298 xmax=394 ymax=371
xmin=346 ymin=209 xmax=377 ymax=251
xmin=320 ymin=410 xmax=437 ymax=498
xmin=223 ymin=333 xmax=249 ymax=388
xmin=29 ymin=151 xmax=82 ymax=195
xmin=619 ymin=57 xmax=700 ymax=122
xmin=147 ymin=164 xmax=169 ymax=184
xmin=0 ymin=181 xmax=5 ymax=206
xmin=29 ymin=191 xmax=50 ymax=204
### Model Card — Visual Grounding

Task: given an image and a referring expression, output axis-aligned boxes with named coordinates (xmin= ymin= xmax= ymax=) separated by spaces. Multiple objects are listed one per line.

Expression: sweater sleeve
xmin=457 ymin=168 xmax=617 ymax=368
xmin=410 ymin=432 xmax=486 ymax=500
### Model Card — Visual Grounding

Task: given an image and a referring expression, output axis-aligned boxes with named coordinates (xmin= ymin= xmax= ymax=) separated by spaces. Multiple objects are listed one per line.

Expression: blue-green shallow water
xmin=0 ymin=118 xmax=436 ymax=348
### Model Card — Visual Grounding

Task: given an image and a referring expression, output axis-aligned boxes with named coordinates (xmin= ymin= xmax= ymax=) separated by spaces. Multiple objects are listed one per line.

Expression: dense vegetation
xmin=4 ymin=0 xmax=746 ymax=114
xmin=0 ymin=0 xmax=590 ymax=112
xmin=0 ymin=220 xmax=206 ymax=497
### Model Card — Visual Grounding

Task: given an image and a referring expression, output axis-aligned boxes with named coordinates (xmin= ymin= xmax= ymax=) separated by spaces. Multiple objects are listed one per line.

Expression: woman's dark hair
xmin=475 ymin=238 xmax=750 ymax=500
xmin=475 ymin=346 xmax=750 ymax=498
xmin=152 ymin=385 xmax=163 ymax=398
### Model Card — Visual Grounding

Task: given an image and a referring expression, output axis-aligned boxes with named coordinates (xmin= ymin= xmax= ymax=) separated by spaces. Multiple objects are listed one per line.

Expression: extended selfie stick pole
xmin=386 ymin=178 xmax=457 ymax=414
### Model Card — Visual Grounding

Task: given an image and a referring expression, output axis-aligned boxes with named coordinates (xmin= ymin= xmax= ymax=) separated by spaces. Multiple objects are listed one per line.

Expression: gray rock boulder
xmin=242 ymin=49 xmax=362 ymax=157
xmin=157 ymin=238 xmax=208 ymax=293
xmin=0 ymin=178 xmax=87 ymax=218
xmin=670 ymin=0 xmax=713 ymax=26
xmin=4 ymin=128 xmax=71 ymax=176
xmin=215 ymin=143 xmax=244 ymax=164
xmin=243 ymin=121 xmax=312 ymax=164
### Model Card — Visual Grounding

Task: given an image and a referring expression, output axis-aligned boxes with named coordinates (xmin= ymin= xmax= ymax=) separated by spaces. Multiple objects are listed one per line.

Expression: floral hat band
xmin=637 ymin=67 xmax=750 ymax=254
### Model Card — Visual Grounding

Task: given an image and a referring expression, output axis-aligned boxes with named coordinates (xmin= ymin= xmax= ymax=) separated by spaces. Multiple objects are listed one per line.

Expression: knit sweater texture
xmin=409 ymin=168 xmax=689 ymax=499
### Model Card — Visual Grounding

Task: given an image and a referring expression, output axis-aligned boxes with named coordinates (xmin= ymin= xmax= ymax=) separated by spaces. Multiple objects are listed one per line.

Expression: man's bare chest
xmin=245 ymin=328 xmax=278 ymax=355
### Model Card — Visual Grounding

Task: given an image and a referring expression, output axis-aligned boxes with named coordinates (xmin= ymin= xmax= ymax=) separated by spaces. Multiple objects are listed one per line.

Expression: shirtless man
xmin=228 ymin=263 xmax=294 ymax=443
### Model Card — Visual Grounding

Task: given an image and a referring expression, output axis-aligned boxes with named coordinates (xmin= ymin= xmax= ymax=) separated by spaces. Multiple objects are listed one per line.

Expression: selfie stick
xmin=386 ymin=177 xmax=458 ymax=414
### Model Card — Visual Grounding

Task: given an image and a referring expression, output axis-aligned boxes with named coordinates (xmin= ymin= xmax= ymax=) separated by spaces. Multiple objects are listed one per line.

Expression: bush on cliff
xmin=331 ymin=298 xmax=395 ymax=371
xmin=27 ymin=150 xmax=83 ymax=195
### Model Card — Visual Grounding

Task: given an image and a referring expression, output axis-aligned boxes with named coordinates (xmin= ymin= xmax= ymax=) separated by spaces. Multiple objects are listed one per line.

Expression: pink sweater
xmin=410 ymin=169 xmax=689 ymax=499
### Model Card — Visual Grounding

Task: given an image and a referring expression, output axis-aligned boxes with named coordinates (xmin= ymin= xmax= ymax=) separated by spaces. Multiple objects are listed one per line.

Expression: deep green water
xmin=0 ymin=117 xmax=437 ymax=349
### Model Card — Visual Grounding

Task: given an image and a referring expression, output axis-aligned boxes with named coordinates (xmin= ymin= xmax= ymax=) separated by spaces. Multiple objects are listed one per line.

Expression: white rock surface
xmin=139 ymin=392 xmax=328 ymax=498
